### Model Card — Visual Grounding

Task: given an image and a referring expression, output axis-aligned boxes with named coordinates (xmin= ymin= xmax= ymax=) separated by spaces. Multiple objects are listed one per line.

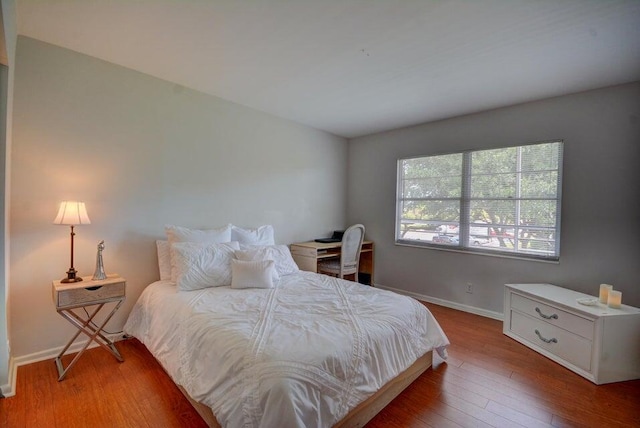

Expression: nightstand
xmin=52 ymin=274 xmax=126 ymax=381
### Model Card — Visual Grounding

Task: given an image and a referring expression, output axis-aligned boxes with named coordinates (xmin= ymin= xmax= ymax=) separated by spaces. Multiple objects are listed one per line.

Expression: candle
xmin=599 ymin=284 xmax=613 ymax=304
xmin=608 ymin=290 xmax=622 ymax=309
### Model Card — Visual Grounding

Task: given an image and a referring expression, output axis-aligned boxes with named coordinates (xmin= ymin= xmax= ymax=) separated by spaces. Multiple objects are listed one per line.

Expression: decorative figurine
xmin=92 ymin=240 xmax=107 ymax=280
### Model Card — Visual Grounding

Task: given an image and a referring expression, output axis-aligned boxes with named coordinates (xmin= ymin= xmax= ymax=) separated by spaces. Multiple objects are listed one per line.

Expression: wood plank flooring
xmin=1 ymin=302 xmax=639 ymax=427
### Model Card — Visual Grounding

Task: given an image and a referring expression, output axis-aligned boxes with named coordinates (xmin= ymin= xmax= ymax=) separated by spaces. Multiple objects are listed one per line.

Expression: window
xmin=396 ymin=141 xmax=563 ymax=261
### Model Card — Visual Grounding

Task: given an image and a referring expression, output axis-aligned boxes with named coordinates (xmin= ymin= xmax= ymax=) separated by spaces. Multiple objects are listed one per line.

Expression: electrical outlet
xmin=466 ymin=283 xmax=473 ymax=293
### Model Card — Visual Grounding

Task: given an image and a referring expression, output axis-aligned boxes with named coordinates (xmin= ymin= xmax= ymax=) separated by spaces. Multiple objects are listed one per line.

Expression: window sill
xmin=394 ymin=240 xmax=560 ymax=264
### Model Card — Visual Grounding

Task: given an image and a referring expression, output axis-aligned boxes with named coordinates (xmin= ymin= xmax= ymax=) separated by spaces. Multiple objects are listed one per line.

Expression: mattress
xmin=124 ymin=271 xmax=449 ymax=427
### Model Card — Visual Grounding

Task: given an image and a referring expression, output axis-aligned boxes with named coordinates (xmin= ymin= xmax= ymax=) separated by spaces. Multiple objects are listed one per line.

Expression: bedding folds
xmin=124 ymin=271 xmax=449 ymax=428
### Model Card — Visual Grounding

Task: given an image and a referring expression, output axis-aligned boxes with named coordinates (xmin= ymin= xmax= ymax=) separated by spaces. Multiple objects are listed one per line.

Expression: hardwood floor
xmin=368 ymin=303 xmax=640 ymax=428
xmin=1 ymin=302 xmax=638 ymax=427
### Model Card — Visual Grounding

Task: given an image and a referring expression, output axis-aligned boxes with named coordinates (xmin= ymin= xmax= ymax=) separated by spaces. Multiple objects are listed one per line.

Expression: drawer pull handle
xmin=535 ymin=307 xmax=558 ymax=320
xmin=85 ymin=286 xmax=103 ymax=291
xmin=535 ymin=329 xmax=558 ymax=344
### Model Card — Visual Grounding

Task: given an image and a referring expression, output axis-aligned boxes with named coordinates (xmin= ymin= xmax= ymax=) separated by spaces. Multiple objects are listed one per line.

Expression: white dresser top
xmin=506 ymin=283 xmax=640 ymax=318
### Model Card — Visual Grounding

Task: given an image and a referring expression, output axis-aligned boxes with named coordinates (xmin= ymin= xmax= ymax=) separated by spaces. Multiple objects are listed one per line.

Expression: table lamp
xmin=54 ymin=201 xmax=91 ymax=283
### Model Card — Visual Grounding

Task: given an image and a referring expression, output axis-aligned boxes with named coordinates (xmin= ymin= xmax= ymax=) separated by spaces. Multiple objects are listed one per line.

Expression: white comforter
xmin=124 ymin=271 xmax=449 ymax=428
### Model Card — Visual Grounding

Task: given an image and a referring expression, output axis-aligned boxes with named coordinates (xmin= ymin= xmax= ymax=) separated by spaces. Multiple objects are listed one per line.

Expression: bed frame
xmin=176 ymin=350 xmax=433 ymax=428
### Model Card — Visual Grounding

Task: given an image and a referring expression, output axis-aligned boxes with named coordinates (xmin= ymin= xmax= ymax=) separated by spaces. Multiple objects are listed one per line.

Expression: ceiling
xmin=16 ymin=0 xmax=640 ymax=138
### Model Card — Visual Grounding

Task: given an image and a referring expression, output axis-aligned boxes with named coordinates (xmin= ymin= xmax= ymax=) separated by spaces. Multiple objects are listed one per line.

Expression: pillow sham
xmin=165 ymin=224 xmax=232 ymax=281
xmin=230 ymin=259 xmax=277 ymax=289
xmin=165 ymin=224 xmax=232 ymax=244
xmin=231 ymin=224 xmax=275 ymax=246
xmin=234 ymin=245 xmax=299 ymax=277
xmin=156 ymin=240 xmax=171 ymax=281
xmin=172 ymin=241 xmax=240 ymax=291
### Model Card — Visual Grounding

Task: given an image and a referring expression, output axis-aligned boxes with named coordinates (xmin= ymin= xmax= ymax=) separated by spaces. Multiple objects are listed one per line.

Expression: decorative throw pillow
xmin=156 ymin=240 xmax=171 ymax=281
xmin=231 ymin=225 xmax=275 ymax=246
xmin=172 ymin=241 xmax=240 ymax=291
xmin=234 ymin=245 xmax=299 ymax=277
xmin=230 ymin=259 xmax=277 ymax=289
xmin=165 ymin=224 xmax=232 ymax=281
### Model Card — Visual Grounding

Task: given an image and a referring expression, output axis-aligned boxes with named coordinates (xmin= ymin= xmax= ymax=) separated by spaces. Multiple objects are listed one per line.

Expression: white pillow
xmin=235 ymin=245 xmax=299 ymax=277
xmin=156 ymin=240 xmax=171 ymax=281
xmin=165 ymin=224 xmax=232 ymax=244
xmin=165 ymin=224 xmax=232 ymax=281
xmin=231 ymin=259 xmax=277 ymax=289
xmin=172 ymin=241 xmax=240 ymax=291
xmin=231 ymin=225 xmax=275 ymax=246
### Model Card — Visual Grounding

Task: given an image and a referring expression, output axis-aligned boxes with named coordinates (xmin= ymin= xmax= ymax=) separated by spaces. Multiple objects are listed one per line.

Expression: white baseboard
xmin=0 ymin=357 xmax=14 ymax=398
xmin=375 ymin=283 xmax=504 ymax=321
xmin=1 ymin=333 xmax=123 ymax=398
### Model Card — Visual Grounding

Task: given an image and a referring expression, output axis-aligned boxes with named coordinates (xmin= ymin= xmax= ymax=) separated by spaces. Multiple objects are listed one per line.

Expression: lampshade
xmin=53 ymin=201 xmax=91 ymax=226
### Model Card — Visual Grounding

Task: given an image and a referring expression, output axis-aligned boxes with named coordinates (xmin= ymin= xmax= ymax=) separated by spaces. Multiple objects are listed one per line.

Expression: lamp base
xmin=61 ymin=268 xmax=83 ymax=283
xmin=60 ymin=277 xmax=83 ymax=283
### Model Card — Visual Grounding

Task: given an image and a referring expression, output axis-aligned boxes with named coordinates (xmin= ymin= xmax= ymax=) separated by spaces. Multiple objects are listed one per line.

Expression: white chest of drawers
xmin=503 ymin=283 xmax=640 ymax=384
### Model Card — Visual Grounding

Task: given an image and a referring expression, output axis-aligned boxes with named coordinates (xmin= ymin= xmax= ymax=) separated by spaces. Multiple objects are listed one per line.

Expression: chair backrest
xmin=340 ymin=224 xmax=365 ymax=275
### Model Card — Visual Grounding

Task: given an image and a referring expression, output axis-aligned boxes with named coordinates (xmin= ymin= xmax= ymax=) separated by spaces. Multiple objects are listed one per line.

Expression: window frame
xmin=395 ymin=140 xmax=563 ymax=262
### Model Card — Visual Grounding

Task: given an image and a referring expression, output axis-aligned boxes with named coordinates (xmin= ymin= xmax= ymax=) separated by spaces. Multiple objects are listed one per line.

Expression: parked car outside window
xmin=432 ymin=235 xmax=459 ymax=245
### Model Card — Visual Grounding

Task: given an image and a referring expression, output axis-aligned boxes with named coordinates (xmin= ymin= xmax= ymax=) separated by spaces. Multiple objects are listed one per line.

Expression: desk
xmin=52 ymin=274 xmax=126 ymax=380
xmin=290 ymin=241 xmax=374 ymax=285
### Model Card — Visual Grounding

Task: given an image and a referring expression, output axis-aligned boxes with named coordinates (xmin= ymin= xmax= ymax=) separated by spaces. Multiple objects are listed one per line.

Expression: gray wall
xmin=9 ymin=37 xmax=347 ymax=358
xmin=348 ymin=83 xmax=640 ymax=312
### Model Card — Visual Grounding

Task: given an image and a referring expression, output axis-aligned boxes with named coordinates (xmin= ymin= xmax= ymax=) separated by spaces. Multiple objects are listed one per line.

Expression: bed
xmin=124 ymin=226 xmax=449 ymax=427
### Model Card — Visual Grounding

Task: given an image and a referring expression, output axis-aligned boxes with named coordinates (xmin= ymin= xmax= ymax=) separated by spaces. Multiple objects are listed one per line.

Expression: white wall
xmin=9 ymin=37 xmax=347 ymax=358
xmin=348 ymin=83 xmax=640 ymax=312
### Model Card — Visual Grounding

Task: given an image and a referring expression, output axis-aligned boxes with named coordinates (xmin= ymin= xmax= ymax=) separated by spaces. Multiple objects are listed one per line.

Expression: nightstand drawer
xmin=53 ymin=275 xmax=126 ymax=309
xmin=510 ymin=310 xmax=592 ymax=371
xmin=57 ymin=282 xmax=125 ymax=308
xmin=511 ymin=293 xmax=594 ymax=339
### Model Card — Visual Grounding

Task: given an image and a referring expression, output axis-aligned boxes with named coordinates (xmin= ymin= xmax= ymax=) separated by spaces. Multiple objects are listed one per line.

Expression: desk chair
xmin=318 ymin=224 xmax=365 ymax=282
